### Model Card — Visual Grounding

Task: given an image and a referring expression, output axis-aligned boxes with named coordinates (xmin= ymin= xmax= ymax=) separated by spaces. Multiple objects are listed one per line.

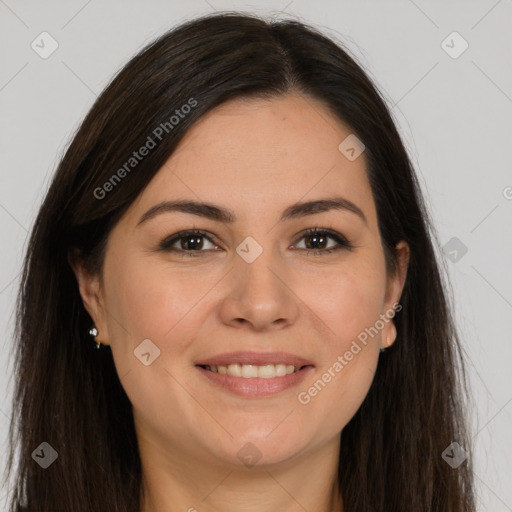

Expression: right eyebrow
xmin=137 ymin=196 xmax=367 ymax=226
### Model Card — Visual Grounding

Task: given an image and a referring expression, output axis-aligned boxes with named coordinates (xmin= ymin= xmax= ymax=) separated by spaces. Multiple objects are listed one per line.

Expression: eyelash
xmin=158 ymin=227 xmax=354 ymax=258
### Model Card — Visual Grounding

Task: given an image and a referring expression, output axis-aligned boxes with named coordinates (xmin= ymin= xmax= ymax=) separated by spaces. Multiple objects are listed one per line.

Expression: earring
xmin=89 ymin=326 xmax=101 ymax=349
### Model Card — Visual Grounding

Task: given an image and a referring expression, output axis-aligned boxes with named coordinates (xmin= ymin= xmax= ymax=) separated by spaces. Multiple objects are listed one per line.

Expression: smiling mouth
xmin=197 ymin=363 xmax=311 ymax=378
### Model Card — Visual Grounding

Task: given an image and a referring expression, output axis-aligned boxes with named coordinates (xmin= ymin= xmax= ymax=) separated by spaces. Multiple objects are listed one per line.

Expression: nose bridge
xmin=219 ymin=233 xmax=299 ymax=330
xmin=235 ymin=233 xmax=284 ymax=299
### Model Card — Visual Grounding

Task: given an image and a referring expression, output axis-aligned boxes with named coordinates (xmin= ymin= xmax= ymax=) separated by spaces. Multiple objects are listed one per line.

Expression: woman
xmin=4 ymin=12 xmax=475 ymax=511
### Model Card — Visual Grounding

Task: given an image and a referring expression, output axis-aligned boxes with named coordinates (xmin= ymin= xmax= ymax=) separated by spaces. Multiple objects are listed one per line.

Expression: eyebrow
xmin=137 ymin=197 xmax=367 ymax=226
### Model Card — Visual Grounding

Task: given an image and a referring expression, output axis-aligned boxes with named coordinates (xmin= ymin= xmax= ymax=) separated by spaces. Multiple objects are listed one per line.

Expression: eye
xmin=292 ymin=228 xmax=354 ymax=256
xmin=159 ymin=229 xmax=220 ymax=256
xmin=158 ymin=227 xmax=354 ymax=258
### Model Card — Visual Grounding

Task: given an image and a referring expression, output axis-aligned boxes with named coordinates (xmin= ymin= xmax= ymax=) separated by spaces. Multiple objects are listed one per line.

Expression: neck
xmin=138 ymin=431 xmax=343 ymax=512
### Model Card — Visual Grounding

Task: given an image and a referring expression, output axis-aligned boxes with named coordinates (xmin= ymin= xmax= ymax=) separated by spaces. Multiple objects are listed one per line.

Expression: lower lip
xmin=196 ymin=365 xmax=315 ymax=397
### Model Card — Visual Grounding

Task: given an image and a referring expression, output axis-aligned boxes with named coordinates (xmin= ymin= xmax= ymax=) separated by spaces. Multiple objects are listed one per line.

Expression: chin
xmin=208 ymin=426 xmax=310 ymax=470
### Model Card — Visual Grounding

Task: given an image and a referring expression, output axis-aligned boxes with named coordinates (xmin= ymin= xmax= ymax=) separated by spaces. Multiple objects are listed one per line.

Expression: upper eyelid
xmin=161 ymin=228 xmax=349 ymax=249
xmin=159 ymin=229 xmax=220 ymax=250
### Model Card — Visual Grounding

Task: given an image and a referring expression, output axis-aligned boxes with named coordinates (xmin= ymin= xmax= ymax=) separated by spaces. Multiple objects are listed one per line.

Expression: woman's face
xmin=75 ymin=93 xmax=408 ymax=469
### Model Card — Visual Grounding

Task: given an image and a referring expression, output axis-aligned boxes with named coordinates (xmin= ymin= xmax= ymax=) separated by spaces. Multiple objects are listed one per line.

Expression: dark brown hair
xmin=4 ymin=12 xmax=475 ymax=511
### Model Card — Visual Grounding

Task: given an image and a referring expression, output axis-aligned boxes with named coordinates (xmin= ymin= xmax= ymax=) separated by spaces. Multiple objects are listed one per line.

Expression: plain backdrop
xmin=1 ymin=0 xmax=511 ymax=510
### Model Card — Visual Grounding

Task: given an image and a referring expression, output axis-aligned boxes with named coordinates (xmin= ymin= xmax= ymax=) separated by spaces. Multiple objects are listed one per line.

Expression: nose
xmin=218 ymin=245 xmax=300 ymax=332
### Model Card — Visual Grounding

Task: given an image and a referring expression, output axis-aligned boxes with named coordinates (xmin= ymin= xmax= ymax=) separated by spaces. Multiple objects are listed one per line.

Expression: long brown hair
xmin=4 ymin=12 xmax=475 ymax=511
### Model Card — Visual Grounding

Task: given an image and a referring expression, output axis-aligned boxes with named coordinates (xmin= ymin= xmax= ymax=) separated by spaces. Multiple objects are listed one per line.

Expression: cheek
xmin=294 ymin=258 xmax=384 ymax=428
xmin=102 ymin=258 xmax=214 ymax=435
xmin=301 ymin=357 xmax=378 ymax=438
xmin=305 ymin=259 xmax=386 ymax=351
xmin=105 ymin=255 xmax=211 ymax=344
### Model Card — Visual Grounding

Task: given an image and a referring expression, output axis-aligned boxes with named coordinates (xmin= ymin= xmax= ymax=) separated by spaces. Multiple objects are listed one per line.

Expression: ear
xmin=381 ymin=240 xmax=409 ymax=349
xmin=68 ymin=248 xmax=110 ymax=346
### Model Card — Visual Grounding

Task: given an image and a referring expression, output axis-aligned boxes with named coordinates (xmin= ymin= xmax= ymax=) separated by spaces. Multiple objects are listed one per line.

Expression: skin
xmin=72 ymin=92 xmax=409 ymax=512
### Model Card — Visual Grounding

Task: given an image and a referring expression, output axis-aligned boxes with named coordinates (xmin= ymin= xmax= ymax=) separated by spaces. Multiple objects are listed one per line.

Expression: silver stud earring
xmin=89 ymin=326 xmax=101 ymax=349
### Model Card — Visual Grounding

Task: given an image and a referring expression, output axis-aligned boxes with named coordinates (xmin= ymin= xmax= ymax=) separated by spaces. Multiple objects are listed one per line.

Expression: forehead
xmin=127 ymin=93 xmax=377 ymax=227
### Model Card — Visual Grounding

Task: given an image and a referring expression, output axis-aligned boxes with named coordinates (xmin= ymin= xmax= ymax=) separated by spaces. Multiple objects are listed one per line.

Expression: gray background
xmin=1 ymin=0 xmax=511 ymax=509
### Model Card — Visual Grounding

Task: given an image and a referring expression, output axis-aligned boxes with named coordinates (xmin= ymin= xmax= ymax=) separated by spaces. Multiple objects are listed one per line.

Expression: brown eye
xmin=159 ymin=229 xmax=218 ymax=254
xmin=293 ymin=228 xmax=353 ymax=255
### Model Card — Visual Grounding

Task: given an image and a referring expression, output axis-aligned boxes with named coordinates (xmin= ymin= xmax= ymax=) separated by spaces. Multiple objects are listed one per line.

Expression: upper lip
xmin=195 ymin=351 xmax=315 ymax=368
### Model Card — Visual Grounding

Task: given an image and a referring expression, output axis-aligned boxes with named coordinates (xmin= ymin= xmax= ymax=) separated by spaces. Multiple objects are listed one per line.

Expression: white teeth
xmin=205 ymin=363 xmax=301 ymax=378
xmin=241 ymin=365 xmax=259 ymax=378
xmin=227 ymin=364 xmax=242 ymax=377
xmin=275 ymin=364 xmax=287 ymax=376
xmin=258 ymin=364 xmax=276 ymax=378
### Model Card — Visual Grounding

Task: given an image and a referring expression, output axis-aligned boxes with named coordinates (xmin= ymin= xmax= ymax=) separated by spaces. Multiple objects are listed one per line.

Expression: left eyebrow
xmin=137 ymin=197 xmax=367 ymax=226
